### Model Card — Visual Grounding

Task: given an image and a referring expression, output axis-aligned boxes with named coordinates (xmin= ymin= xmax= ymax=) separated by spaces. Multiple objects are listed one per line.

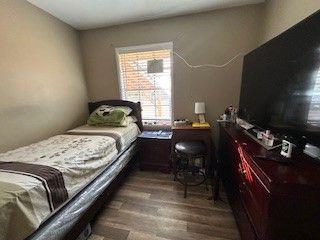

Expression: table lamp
xmin=195 ymin=102 xmax=206 ymax=123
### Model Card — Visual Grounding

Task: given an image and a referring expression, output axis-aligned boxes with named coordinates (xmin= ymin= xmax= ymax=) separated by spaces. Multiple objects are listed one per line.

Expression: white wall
xmin=0 ymin=0 xmax=88 ymax=152
xmin=260 ymin=0 xmax=320 ymax=44
xmin=80 ymin=5 xmax=264 ymax=124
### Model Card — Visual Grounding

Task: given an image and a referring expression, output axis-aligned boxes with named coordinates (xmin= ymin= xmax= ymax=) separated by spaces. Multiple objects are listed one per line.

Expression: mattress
xmin=28 ymin=143 xmax=137 ymax=240
xmin=67 ymin=123 xmax=140 ymax=152
xmin=0 ymin=123 xmax=140 ymax=240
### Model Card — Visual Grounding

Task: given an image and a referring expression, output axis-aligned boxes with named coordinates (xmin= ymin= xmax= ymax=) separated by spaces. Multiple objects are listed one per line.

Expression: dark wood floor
xmin=89 ymin=170 xmax=240 ymax=240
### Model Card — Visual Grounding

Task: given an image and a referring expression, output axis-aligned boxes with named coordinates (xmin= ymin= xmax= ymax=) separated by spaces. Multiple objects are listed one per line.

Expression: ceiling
xmin=27 ymin=0 xmax=264 ymax=30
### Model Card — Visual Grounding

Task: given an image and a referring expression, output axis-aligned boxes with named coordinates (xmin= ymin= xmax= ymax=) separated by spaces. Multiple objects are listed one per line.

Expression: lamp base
xmin=198 ymin=114 xmax=206 ymax=123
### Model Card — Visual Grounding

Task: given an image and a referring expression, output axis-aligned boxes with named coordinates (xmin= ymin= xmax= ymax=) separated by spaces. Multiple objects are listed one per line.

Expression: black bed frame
xmin=27 ymin=100 xmax=143 ymax=240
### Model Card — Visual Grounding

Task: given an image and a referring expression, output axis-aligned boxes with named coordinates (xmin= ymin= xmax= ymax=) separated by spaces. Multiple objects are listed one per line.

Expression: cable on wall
xmin=172 ymin=51 xmax=244 ymax=69
xmin=111 ymin=42 xmax=244 ymax=69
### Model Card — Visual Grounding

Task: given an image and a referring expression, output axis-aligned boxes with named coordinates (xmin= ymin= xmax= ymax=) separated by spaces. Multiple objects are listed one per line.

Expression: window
xmin=116 ymin=42 xmax=173 ymax=125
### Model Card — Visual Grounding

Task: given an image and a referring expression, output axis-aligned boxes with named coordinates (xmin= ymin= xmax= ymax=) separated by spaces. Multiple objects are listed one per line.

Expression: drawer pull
xmin=238 ymin=164 xmax=246 ymax=175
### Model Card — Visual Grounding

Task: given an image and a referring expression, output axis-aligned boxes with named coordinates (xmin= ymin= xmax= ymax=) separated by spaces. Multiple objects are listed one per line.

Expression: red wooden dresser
xmin=218 ymin=122 xmax=320 ymax=240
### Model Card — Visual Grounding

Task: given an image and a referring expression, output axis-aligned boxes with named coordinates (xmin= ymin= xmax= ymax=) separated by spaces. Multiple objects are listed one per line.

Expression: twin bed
xmin=0 ymin=100 xmax=142 ymax=240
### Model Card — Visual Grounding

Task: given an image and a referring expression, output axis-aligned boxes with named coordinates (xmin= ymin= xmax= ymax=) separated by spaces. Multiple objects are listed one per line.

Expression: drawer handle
xmin=238 ymin=164 xmax=246 ymax=175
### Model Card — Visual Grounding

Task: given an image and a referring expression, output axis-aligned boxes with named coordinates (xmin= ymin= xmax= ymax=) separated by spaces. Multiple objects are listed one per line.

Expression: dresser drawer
xmin=237 ymin=147 xmax=270 ymax=239
xmin=219 ymin=123 xmax=320 ymax=240
xmin=229 ymin=145 xmax=243 ymax=185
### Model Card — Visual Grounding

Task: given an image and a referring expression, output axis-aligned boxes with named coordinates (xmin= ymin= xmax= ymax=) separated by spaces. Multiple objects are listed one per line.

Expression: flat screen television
xmin=239 ymin=10 xmax=320 ymax=147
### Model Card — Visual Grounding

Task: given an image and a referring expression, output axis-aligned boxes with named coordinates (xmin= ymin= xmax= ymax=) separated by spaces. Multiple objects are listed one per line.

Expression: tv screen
xmin=239 ymin=10 xmax=320 ymax=146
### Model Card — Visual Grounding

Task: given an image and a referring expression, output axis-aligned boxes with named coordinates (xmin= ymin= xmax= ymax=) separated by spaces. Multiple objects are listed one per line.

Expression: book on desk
xmin=192 ymin=122 xmax=210 ymax=128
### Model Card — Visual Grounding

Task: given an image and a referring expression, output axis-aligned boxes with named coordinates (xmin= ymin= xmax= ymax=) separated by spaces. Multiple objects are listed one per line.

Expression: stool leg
xmin=204 ymin=168 xmax=209 ymax=192
xmin=173 ymin=156 xmax=177 ymax=181
xmin=184 ymin=157 xmax=191 ymax=198
xmin=183 ymin=168 xmax=188 ymax=198
xmin=200 ymin=170 xmax=209 ymax=191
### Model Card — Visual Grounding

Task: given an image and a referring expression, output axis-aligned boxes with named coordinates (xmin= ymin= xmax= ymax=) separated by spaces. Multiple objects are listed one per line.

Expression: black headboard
xmin=88 ymin=100 xmax=143 ymax=131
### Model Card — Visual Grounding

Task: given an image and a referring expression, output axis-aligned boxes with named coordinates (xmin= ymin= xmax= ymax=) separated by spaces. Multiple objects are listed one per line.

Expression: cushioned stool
xmin=174 ymin=141 xmax=208 ymax=198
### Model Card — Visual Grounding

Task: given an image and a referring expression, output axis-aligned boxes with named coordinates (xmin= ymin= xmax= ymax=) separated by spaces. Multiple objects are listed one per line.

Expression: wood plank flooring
xmin=89 ymin=170 xmax=240 ymax=240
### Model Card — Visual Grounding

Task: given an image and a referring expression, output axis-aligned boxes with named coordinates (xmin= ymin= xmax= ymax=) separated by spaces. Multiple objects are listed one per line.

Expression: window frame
xmin=115 ymin=42 xmax=174 ymax=125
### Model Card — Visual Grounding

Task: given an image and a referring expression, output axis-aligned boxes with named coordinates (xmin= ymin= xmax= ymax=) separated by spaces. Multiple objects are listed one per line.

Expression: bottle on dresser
xmin=262 ymin=130 xmax=274 ymax=147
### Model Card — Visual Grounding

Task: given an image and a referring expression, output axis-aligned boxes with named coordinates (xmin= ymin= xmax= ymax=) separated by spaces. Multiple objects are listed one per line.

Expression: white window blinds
xmin=116 ymin=43 xmax=173 ymax=125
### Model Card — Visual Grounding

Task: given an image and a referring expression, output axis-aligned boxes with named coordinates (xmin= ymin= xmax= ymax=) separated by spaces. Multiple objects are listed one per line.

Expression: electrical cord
xmin=172 ymin=51 xmax=244 ymax=68
xmin=112 ymin=42 xmax=244 ymax=69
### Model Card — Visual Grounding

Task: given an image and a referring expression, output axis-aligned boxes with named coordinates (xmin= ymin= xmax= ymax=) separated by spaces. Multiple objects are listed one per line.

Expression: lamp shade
xmin=195 ymin=102 xmax=205 ymax=114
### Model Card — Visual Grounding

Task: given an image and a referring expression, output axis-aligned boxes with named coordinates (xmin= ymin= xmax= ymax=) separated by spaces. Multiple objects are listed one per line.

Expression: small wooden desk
xmin=171 ymin=125 xmax=213 ymax=173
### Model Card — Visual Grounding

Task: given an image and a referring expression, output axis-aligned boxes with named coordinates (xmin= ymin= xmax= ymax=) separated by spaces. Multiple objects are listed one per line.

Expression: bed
xmin=0 ymin=100 xmax=142 ymax=240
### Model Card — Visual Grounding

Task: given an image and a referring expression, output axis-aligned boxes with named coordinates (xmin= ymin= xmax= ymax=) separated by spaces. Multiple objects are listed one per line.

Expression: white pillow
xmin=122 ymin=116 xmax=137 ymax=126
xmin=95 ymin=105 xmax=132 ymax=116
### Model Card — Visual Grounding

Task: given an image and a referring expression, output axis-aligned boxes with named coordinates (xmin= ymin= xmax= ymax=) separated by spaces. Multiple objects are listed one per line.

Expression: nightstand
xmin=138 ymin=131 xmax=172 ymax=173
